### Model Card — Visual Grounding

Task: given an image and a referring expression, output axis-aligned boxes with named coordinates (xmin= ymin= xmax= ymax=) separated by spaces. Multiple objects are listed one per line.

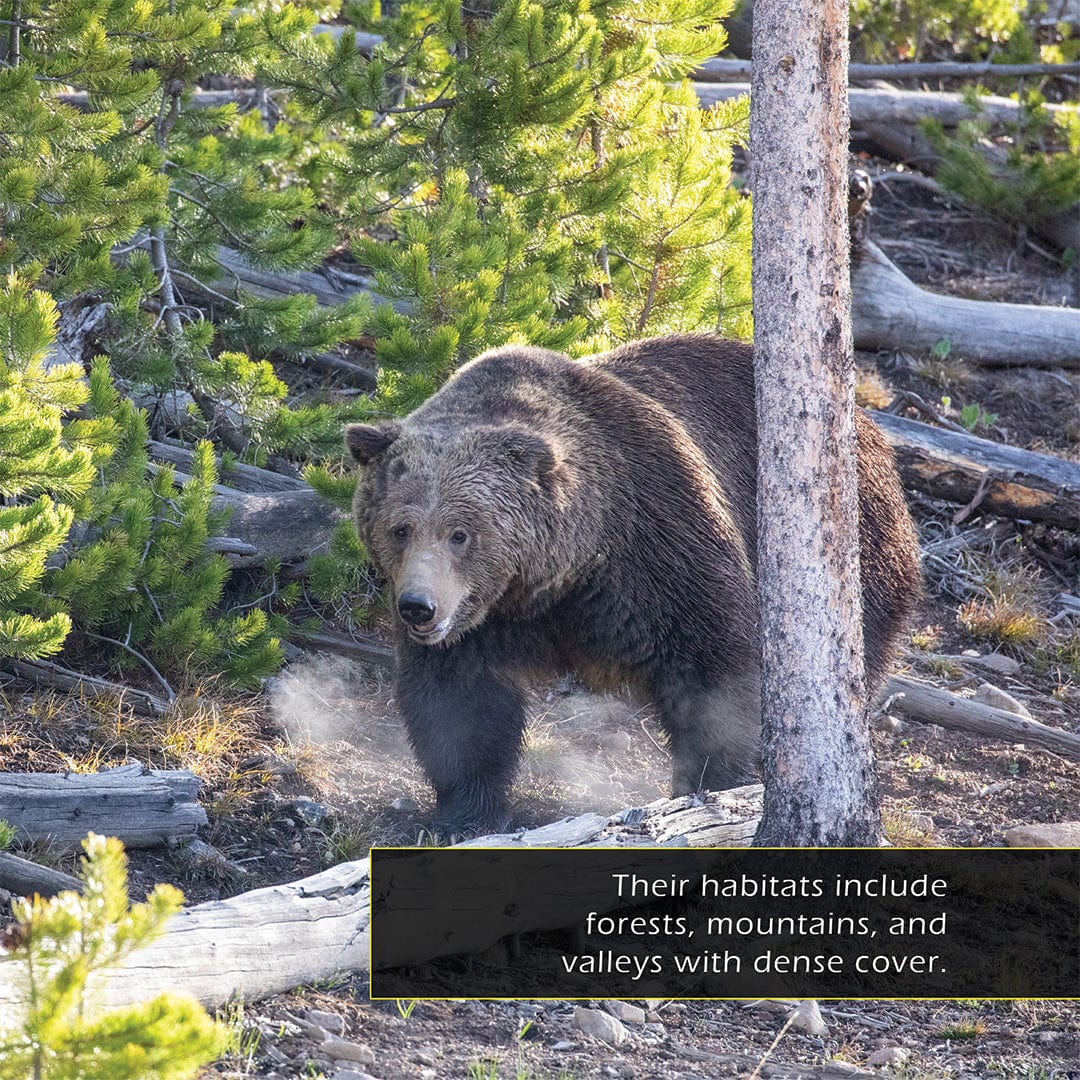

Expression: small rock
xmin=289 ymin=797 xmax=329 ymax=826
xmin=419 ymin=1071 xmax=436 ymax=1079
xmin=413 ymin=1050 xmax=436 ymax=1067
xmin=1004 ymin=822 xmax=1080 ymax=847
xmin=320 ymin=1037 xmax=376 ymax=1065
xmin=306 ymin=1009 xmax=346 ymax=1036
xmin=874 ymin=713 xmax=903 ymax=733
xmin=573 ymin=1006 xmax=628 ymax=1047
xmin=979 ymin=781 xmax=1011 ymax=797
xmin=604 ymin=1001 xmax=646 ymax=1024
xmin=974 ymin=683 xmax=1032 ymax=719
xmin=787 ymin=999 xmax=827 ymax=1036
xmin=643 ymin=1022 xmax=665 ymax=1036
xmin=971 ymin=652 xmax=1021 ymax=676
xmin=551 ymin=1040 xmax=576 ymax=1051
xmin=390 ymin=796 xmax=419 ymax=813
xmin=867 ymin=1046 xmax=911 ymax=1067
xmin=751 ymin=998 xmax=798 ymax=1014
xmin=331 ymin=1072 xmax=379 ymax=1080
xmin=262 ymin=1043 xmax=290 ymax=1065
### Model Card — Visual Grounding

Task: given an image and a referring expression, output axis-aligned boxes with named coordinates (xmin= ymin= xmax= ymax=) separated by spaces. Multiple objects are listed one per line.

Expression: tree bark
xmin=751 ymin=0 xmax=880 ymax=845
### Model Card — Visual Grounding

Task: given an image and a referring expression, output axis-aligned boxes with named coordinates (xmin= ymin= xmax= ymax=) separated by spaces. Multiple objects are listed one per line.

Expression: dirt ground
xmin=2 ymin=161 xmax=1079 ymax=1079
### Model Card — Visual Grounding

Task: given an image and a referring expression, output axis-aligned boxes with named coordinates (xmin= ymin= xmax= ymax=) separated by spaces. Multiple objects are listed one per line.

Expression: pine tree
xmin=274 ymin=0 xmax=751 ymax=414
xmin=0 ymin=0 xmax=327 ymax=683
xmin=295 ymin=1 xmax=752 ymax=596
xmin=0 ymin=834 xmax=225 ymax=1080
xmin=927 ymin=90 xmax=1080 ymax=234
xmin=3 ymin=0 xmax=756 ymax=668
xmin=0 ymin=277 xmax=112 ymax=660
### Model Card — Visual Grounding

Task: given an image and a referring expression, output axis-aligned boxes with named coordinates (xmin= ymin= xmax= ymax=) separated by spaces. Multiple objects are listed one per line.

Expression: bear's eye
xmin=393 ymin=524 xmax=412 ymax=543
xmin=449 ymin=529 xmax=469 ymax=547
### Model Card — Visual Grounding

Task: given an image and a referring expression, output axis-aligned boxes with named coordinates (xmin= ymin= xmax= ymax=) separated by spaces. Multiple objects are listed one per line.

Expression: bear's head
xmin=346 ymin=419 xmax=570 ymax=646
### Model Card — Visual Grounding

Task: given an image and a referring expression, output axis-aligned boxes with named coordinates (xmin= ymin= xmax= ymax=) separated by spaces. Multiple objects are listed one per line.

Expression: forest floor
xmin=1 ymin=168 xmax=1079 ymax=1079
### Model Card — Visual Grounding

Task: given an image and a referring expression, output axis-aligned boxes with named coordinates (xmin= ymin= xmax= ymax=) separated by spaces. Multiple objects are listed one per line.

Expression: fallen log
xmin=884 ymin=676 xmax=1080 ymax=760
xmin=0 ymin=659 xmax=170 ymax=716
xmin=304 ymin=351 xmax=378 ymax=390
xmin=869 ymin=411 xmax=1080 ymax=531
xmin=0 ymin=852 xmax=84 ymax=897
xmin=0 ymin=763 xmax=207 ymax=849
xmin=211 ymin=237 xmax=1080 ymax=375
xmin=304 ymin=629 xmax=393 ymax=667
xmin=694 ymin=82 xmax=1068 ymax=127
xmin=0 ymin=787 xmax=761 ymax=1014
xmin=67 ymin=80 xmax=1060 ymax=131
xmin=149 ymin=439 xmax=309 ymax=493
xmin=43 ymin=300 xmax=111 ymax=371
xmin=697 ymin=57 xmax=1080 ymax=81
xmin=214 ymin=246 xmax=400 ymax=313
xmin=852 ymin=241 xmax=1080 ymax=368
xmin=212 ymin=488 xmax=345 ymax=569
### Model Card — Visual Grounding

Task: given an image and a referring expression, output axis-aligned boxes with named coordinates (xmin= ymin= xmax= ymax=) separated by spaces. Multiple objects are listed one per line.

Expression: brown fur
xmin=347 ymin=334 xmax=921 ymax=829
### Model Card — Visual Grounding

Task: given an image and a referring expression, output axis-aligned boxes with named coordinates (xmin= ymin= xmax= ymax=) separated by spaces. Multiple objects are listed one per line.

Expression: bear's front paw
xmin=433 ymin=796 xmax=511 ymax=840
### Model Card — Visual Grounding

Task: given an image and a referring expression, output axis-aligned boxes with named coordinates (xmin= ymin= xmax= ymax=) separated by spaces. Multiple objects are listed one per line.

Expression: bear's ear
xmin=500 ymin=429 xmax=565 ymax=493
xmin=345 ymin=421 xmax=401 ymax=465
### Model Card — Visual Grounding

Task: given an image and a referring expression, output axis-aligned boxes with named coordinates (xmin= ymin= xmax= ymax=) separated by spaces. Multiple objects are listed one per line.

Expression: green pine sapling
xmin=0 ymin=833 xmax=226 ymax=1080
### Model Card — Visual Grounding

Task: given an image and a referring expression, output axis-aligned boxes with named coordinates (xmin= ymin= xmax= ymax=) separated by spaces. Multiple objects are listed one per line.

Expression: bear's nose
xmin=398 ymin=592 xmax=438 ymax=627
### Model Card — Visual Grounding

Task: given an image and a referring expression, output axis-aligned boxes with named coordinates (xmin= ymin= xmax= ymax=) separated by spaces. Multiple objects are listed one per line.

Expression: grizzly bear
xmin=347 ymin=334 xmax=921 ymax=830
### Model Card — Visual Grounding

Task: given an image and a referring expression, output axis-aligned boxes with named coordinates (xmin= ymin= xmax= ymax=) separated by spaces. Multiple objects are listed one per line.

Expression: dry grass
xmin=914 ymin=353 xmax=974 ymax=390
xmin=936 ymin=1019 xmax=987 ymax=1041
xmin=882 ymin=807 xmax=938 ymax=847
xmin=855 ymin=367 xmax=894 ymax=409
xmin=958 ymin=596 xmax=1045 ymax=648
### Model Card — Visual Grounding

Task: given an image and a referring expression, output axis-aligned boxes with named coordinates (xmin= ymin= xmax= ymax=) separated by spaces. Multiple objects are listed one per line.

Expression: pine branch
xmin=82 ymin=630 xmax=177 ymax=702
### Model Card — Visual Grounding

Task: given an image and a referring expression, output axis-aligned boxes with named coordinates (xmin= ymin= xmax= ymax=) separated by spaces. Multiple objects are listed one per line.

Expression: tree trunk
xmin=751 ymin=0 xmax=880 ymax=845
